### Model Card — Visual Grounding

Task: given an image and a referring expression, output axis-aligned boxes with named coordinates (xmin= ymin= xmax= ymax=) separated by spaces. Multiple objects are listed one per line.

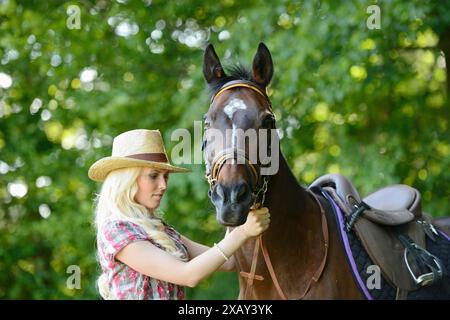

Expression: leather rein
xmin=204 ymin=80 xmax=329 ymax=300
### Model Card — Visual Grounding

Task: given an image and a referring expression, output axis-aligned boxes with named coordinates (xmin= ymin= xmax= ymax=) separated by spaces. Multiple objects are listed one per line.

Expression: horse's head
xmin=202 ymin=43 xmax=278 ymax=226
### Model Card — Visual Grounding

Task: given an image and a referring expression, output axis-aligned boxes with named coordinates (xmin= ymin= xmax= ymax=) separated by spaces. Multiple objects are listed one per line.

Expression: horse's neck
xmin=264 ymin=151 xmax=317 ymax=218
xmin=263 ymin=150 xmax=323 ymax=268
xmin=247 ymin=151 xmax=324 ymax=298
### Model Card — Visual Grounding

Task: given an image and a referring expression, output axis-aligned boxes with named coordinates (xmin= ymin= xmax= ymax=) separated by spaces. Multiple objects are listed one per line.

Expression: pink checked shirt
xmin=97 ymin=218 xmax=189 ymax=300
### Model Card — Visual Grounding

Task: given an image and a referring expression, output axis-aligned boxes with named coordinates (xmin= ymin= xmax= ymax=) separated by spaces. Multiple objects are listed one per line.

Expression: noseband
xmin=204 ymin=80 xmax=274 ymax=207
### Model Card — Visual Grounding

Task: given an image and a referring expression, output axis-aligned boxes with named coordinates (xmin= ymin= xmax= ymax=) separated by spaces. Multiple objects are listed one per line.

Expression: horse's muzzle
xmin=210 ymin=182 xmax=253 ymax=226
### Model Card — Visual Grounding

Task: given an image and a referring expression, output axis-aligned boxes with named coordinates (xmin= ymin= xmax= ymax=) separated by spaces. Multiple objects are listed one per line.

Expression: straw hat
xmin=88 ymin=129 xmax=190 ymax=182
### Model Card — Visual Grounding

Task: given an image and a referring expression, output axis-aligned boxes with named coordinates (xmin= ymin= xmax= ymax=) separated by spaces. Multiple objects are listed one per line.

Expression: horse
xmin=200 ymin=42 xmax=450 ymax=299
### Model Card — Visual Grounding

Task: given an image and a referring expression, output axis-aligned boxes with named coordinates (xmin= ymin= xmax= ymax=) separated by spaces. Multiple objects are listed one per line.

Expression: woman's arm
xmin=115 ymin=208 xmax=269 ymax=287
xmin=180 ymin=234 xmax=236 ymax=272
xmin=116 ymin=226 xmax=246 ymax=287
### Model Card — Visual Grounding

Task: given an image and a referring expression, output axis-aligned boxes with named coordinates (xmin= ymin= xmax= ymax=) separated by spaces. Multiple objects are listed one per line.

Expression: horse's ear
xmin=251 ymin=42 xmax=273 ymax=88
xmin=203 ymin=44 xmax=226 ymax=86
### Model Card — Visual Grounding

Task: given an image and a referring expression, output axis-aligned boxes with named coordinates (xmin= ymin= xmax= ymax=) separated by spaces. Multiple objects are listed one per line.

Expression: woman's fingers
xmin=241 ymin=207 xmax=271 ymax=237
xmin=252 ymin=207 xmax=269 ymax=217
xmin=254 ymin=207 xmax=270 ymax=228
xmin=257 ymin=207 xmax=269 ymax=215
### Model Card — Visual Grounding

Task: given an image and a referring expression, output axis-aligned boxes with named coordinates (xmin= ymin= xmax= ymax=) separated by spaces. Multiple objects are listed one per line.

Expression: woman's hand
xmin=237 ymin=207 xmax=271 ymax=239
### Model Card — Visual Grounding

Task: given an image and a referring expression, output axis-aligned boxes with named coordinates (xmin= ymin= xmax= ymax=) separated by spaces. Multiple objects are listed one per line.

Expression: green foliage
xmin=0 ymin=0 xmax=449 ymax=299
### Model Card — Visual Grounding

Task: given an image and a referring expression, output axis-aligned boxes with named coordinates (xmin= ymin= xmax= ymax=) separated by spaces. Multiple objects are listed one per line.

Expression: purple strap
xmin=438 ymin=230 xmax=450 ymax=242
xmin=321 ymin=191 xmax=374 ymax=300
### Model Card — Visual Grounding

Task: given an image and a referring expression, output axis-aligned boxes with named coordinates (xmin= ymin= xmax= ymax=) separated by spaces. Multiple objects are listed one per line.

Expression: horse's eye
xmin=262 ymin=115 xmax=275 ymax=129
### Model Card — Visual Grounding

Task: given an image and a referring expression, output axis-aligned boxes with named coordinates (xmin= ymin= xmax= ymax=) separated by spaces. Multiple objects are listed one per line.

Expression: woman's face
xmin=134 ymin=167 xmax=169 ymax=211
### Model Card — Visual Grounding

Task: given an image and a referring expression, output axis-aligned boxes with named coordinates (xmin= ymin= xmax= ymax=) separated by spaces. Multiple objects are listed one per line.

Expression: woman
xmin=88 ymin=129 xmax=270 ymax=299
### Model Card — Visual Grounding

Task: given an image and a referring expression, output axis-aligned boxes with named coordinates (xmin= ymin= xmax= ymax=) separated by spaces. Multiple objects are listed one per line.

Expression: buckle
xmin=403 ymin=243 xmax=443 ymax=287
xmin=417 ymin=219 xmax=439 ymax=241
xmin=345 ymin=201 xmax=371 ymax=232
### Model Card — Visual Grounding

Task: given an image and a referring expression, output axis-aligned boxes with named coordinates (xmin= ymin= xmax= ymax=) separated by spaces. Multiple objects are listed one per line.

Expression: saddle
xmin=310 ymin=174 xmax=443 ymax=299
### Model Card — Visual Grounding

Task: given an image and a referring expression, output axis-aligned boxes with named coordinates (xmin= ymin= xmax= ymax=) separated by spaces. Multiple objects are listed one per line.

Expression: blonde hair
xmin=94 ymin=167 xmax=185 ymax=299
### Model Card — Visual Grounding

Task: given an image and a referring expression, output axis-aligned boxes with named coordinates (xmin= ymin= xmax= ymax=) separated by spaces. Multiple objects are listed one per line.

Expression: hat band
xmin=126 ymin=153 xmax=168 ymax=163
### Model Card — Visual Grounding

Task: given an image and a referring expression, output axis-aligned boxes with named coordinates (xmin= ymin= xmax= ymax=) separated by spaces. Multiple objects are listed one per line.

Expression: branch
xmin=392 ymin=46 xmax=441 ymax=52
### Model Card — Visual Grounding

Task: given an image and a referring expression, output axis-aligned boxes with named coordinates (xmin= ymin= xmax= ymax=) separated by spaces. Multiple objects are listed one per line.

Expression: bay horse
xmin=201 ymin=42 xmax=450 ymax=299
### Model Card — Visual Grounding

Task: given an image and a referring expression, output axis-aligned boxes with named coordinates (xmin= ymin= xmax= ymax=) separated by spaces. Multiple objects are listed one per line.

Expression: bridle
xmin=203 ymin=80 xmax=274 ymax=208
xmin=203 ymin=79 xmax=329 ymax=300
xmin=202 ymin=79 xmax=281 ymax=297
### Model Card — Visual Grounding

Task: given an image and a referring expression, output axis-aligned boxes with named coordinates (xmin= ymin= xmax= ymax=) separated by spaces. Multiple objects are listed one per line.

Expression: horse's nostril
xmin=212 ymin=183 xmax=250 ymax=205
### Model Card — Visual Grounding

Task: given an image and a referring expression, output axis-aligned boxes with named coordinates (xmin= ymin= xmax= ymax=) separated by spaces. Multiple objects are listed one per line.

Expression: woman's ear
xmin=251 ymin=42 xmax=274 ymax=88
xmin=203 ymin=44 xmax=226 ymax=86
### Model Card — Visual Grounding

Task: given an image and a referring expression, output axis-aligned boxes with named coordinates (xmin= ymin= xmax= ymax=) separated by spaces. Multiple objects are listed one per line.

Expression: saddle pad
xmin=319 ymin=188 xmax=450 ymax=300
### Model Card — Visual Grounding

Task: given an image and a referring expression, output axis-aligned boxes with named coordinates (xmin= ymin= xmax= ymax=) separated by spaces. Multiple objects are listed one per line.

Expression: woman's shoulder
xmin=99 ymin=218 xmax=147 ymax=238
xmin=101 ymin=217 xmax=140 ymax=228
xmin=97 ymin=218 xmax=150 ymax=253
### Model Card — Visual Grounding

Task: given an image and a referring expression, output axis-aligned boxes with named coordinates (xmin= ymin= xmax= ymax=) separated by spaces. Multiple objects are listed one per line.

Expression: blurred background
xmin=0 ymin=0 xmax=449 ymax=299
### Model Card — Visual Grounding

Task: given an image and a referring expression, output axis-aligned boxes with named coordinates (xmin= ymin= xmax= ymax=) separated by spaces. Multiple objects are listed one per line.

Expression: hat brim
xmin=88 ymin=156 xmax=191 ymax=182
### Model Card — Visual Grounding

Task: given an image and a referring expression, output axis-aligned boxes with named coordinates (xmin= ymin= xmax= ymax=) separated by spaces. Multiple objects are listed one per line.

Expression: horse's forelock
xmin=209 ymin=64 xmax=253 ymax=98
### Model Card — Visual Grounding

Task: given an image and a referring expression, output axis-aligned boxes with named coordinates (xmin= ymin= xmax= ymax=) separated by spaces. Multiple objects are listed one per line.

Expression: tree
xmin=0 ymin=0 xmax=448 ymax=299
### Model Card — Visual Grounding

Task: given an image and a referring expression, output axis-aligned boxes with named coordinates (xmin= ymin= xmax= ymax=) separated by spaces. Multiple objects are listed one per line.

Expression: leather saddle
xmin=310 ymin=173 xmax=443 ymax=298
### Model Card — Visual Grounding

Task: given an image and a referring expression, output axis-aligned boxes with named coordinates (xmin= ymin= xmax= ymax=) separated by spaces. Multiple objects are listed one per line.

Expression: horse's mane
xmin=208 ymin=64 xmax=253 ymax=98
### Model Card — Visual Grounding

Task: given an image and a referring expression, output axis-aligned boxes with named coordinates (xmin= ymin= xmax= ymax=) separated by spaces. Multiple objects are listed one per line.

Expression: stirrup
xmin=403 ymin=243 xmax=444 ymax=287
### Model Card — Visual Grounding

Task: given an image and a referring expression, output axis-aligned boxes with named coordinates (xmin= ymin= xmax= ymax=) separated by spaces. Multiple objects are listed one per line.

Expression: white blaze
xmin=223 ymin=98 xmax=247 ymax=155
xmin=231 ymin=123 xmax=237 ymax=151
xmin=224 ymin=98 xmax=247 ymax=120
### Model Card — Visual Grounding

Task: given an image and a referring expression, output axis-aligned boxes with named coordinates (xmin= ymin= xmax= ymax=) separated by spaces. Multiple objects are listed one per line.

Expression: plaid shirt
xmin=97 ymin=218 xmax=189 ymax=300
